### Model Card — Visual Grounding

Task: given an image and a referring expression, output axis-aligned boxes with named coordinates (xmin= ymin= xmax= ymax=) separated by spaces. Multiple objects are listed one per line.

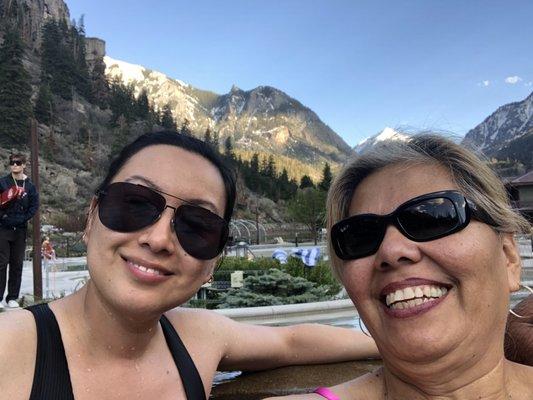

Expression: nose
xmin=373 ymin=224 xmax=422 ymax=270
xmin=137 ymin=208 xmax=177 ymax=255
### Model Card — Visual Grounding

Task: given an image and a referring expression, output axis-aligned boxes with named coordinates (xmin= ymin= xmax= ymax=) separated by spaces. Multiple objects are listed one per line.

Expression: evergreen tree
xmin=247 ymin=153 xmax=260 ymax=191
xmin=41 ymin=20 xmax=74 ymax=99
xmin=266 ymin=155 xmax=276 ymax=178
xmin=0 ymin=29 xmax=33 ymax=147
xmin=111 ymin=116 xmax=130 ymax=157
xmin=40 ymin=19 xmax=93 ymax=101
xmin=108 ymin=78 xmax=136 ymax=126
xmin=212 ymin=131 xmax=220 ymax=150
xmin=160 ymin=104 xmax=176 ymax=130
xmin=180 ymin=118 xmax=192 ymax=135
xmin=203 ymin=127 xmax=212 ymax=146
xmin=90 ymin=56 xmax=109 ymax=108
xmin=300 ymin=175 xmax=315 ymax=189
xmin=318 ymin=162 xmax=333 ymax=191
xmin=224 ymin=135 xmax=235 ymax=159
xmin=34 ymin=83 xmax=54 ymax=125
xmin=71 ymin=24 xmax=91 ymax=99
xmin=136 ymin=89 xmax=150 ymax=120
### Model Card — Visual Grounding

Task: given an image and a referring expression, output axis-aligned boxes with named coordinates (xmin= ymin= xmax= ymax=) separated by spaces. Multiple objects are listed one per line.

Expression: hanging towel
xmin=291 ymin=247 xmax=321 ymax=267
xmin=272 ymin=249 xmax=288 ymax=264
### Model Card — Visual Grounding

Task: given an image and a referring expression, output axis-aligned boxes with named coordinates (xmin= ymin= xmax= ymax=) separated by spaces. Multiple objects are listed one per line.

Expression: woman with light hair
xmin=268 ymin=134 xmax=532 ymax=399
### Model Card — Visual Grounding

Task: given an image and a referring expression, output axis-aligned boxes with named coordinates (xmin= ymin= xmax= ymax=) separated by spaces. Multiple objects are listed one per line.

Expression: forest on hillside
xmin=0 ymin=18 xmax=334 ymax=235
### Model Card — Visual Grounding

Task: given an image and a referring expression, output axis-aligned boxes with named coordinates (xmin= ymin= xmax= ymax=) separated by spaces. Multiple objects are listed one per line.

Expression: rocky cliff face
xmin=104 ymin=57 xmax=354 ymax=167
xmin=462 ymin=92 xmax=533 ymax=154
xmin=0 ymin=0 xmax=70 ymax=48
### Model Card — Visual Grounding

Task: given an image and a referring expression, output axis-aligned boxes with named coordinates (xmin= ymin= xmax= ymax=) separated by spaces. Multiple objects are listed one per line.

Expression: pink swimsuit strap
xmin=314 ymin=387 xmax=340 ymax=400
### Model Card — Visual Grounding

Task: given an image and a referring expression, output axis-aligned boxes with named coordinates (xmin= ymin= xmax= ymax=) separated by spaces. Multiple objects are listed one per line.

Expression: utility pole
xmin=30 ymin=119 xmax=42 ymax=300
xmin=255 ymin=202 xmax=260 ymax=245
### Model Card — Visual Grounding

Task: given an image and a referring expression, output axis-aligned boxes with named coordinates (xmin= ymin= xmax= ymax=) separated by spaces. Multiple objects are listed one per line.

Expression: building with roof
xmin=507 ymin=170 xmax=533 ymax=223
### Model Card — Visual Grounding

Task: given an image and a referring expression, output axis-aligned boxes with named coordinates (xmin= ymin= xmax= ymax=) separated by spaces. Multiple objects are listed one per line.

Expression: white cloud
xmin=481 ymin=80 xmax=490 ymax=87
xmin=525 ymin=81 xmax=533 ymax=87
xmin=504 ymin=76 xmax=522 ymax=84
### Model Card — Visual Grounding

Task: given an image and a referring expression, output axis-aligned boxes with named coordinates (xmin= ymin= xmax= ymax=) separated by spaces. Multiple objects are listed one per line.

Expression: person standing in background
xmin=0 ymin=154 xmax=39 ymax=309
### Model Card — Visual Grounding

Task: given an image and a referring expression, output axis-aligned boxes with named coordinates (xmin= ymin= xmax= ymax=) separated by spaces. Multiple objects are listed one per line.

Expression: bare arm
xmin=0 ymin=310 xmax=37 ymax=400
xmin=217 ymin=317 xmax=379 ymax=371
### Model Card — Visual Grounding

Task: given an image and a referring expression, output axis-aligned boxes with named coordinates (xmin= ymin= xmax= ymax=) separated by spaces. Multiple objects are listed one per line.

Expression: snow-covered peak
xmin=375 ymin=127 xmax=406 ymax=142
xmin=104 ymin=56 xmax=189 ymax=87
xmin=104 ymin=56 xmax=146 ymax=83
xmin=354 ymin=127 xmax=409 ymax=154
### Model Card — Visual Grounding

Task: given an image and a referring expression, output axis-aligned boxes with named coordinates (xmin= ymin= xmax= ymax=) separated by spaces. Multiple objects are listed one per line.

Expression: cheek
xmin=340 ymin=261 xmax=372 ymax=302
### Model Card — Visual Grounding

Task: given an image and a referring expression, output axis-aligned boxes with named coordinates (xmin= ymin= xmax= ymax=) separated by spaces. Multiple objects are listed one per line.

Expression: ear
xmin=83 ymin=197 xmax=98 ymax=245
xmin=501 ymin=233 xmax=521 ymax=292
xmin=203 ymin=256 xmax=223 ymax=283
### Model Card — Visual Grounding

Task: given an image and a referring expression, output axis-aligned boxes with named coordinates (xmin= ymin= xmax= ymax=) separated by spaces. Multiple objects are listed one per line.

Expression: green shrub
xmin=217 ymin=268 xmax=330 ymax=308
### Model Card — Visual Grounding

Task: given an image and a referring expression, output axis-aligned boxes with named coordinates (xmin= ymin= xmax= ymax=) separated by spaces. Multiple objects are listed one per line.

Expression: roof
xmin=511 ymin=170 xmax=533 ymax=186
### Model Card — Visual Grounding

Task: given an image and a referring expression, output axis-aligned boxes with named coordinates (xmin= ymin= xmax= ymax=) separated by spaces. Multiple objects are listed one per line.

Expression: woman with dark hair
xmin=0 ymin=131 xmax=378 ymax=400
xmin=269 ymin=134 xmax=533 ymax=399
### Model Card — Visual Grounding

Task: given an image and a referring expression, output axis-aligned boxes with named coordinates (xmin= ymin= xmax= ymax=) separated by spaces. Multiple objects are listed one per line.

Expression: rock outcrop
xmin=0 ymin=0 xmax=70 ymax=47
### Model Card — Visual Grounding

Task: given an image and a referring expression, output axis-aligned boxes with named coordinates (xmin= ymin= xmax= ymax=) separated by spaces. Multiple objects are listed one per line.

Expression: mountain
xmin=462 ymin=92 xmax=533 ymax=155
xmin=353 ymin=127 xmax=410 ymax=154
xmin=104 ymin=57 xmax=354 ymax=168
xmin=0 ymin=0 xmax=71 ymax=48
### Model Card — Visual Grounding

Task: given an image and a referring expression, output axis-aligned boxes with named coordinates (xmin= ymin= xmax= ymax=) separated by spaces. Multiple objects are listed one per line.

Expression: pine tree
xmin=266 ymin=155 xmax=276 ymax=178
xmin=180 ymin=118 xmax=192 ymax=135
xmin=41 ymin=20 xmax=74 ymax=99
xmin=108 ymin=79 xmax=136 ymax=125
xmin=318 ymin=162 xmax=333 ymax=191
xmin=224 ymin=135 xmax=235 ymax=159
xmin=203 ymin=127 xmax=212 ymax=146
xmin=90 ymin=56 xmax=109 ymax=108
xmin=212 ymin=131 xmax=220 ymax=150
xmin=34 ymin=83 xmax=54 ymax=125
xmin=136 ymin=89 xmax=150 ymax=120
xmin=0 ymin=29 xmax=33 ymax=147
xmin=160 ymin=104 xmax=176 ymax=130
xmin=300 ymin=175 xmax=315 ymax=189
xmin=111 ymin=115 xmax=130 ymax=157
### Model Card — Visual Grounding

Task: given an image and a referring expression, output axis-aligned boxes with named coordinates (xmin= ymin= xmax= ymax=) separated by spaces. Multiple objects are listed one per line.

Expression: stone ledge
xmin=212 ymin=360 xmax=382 ymax=400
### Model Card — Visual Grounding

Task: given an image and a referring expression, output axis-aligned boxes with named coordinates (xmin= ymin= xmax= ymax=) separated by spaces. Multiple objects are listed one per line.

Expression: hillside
xmin=0 ymin=0 xmax=345 ymax=226
xmin=462 ymin=92 xmax=533 ymax=169
xmin=104 ymin=57 xmax=354 ymax=171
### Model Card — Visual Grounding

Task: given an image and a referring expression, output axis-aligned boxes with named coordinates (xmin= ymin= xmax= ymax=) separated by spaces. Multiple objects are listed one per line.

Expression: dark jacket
xmin=0 ymin=174 xmax=39 ymax=229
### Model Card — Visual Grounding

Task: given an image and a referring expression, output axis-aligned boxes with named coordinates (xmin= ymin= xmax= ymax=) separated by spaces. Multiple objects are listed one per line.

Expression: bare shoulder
xmin=164 ymin=307 xmax=235 ymax=335
xmin=0 ymin=309 xmax=37 ymax=399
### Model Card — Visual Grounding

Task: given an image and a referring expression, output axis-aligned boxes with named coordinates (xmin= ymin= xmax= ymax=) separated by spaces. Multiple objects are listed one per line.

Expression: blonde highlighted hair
xmin=327 ymin=134 xmax=530 ymax=276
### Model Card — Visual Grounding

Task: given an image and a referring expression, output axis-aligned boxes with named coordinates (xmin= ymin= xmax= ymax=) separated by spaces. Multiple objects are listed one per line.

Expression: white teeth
xmin=404 ymin=287 xmax=415 ymax=299
xmin=131 ymin=262 xmax=163 ymax=276
xmin=385 ymin=284 xmax=449 ymax=308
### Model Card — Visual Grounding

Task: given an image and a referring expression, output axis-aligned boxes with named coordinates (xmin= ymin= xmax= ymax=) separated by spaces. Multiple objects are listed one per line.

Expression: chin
xmin=384 ymin=332 xmax=461 ymax=363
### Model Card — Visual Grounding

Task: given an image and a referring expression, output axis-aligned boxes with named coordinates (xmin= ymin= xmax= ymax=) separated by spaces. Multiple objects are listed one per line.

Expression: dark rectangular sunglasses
xmin=9 ymin=160 xmax=23 ymax=166
xmin=331 ymin=190 xmax=492 ymax=261
xmin=97 ymin=182 xmax=229 ymax=260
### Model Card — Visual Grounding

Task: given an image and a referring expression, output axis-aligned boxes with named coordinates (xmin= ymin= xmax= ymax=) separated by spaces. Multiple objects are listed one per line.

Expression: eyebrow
xmin=124 ymin=175 xmax=221 ymax=213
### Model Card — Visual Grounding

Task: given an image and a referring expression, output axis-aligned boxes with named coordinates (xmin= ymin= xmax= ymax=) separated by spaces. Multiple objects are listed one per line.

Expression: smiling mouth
xmin=383 ymin=285 xmax=449 ymax=310
xmin=124 ymin=258 xmax=173 ymax=276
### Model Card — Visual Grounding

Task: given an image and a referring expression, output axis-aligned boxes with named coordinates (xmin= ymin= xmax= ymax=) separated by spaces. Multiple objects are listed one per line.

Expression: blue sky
xmin=66 ymin=0 xmax=532 ymax=147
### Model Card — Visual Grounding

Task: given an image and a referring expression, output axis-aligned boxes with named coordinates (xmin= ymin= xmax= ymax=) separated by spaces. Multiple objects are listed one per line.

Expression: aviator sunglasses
xmin=9 ymin=160 xmax=23 ymax=166
xmin=97 ymin=182 xmax=229 ymax=260
xmin=331 ymin=190 xmax=494 ymax=260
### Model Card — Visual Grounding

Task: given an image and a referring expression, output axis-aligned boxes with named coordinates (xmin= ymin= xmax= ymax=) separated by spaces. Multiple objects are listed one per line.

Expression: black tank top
xmin=26 ymin=303 xmax=206 ymax=400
